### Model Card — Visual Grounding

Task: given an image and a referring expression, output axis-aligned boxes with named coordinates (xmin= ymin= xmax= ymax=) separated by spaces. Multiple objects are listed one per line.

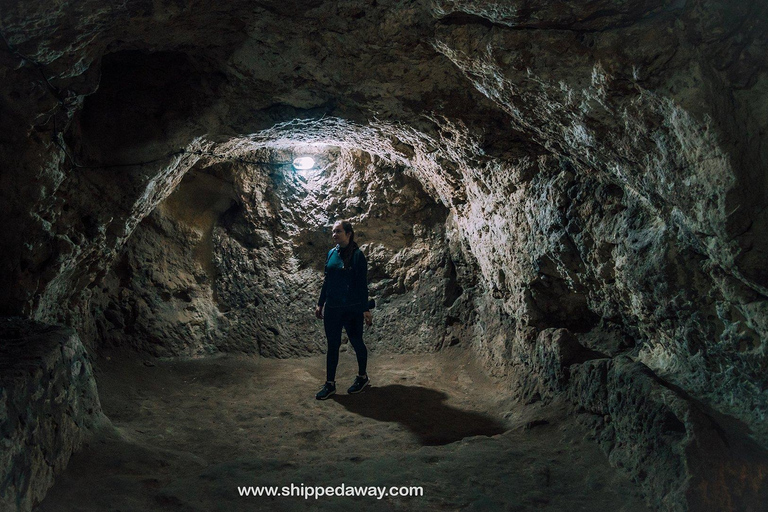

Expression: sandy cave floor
xmin=36 ymin=345 xmax=649 ymax=511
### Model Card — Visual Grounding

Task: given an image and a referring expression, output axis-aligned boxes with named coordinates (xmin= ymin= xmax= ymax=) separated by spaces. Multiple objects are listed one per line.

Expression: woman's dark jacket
xmin=317 ymin=245 xmax=369 ymax=313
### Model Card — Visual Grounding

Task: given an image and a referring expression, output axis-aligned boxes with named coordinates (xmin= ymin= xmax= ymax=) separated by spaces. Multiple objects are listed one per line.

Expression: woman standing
xmin=314 ymin=220 xmax=373 ymax=400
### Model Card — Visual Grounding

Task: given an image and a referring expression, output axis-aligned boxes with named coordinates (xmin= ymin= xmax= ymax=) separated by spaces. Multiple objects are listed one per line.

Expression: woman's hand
xmin=363 ymin=311 xmax=372 ymax=326
xmin=315 ymin=305 xmax=324 ymax=319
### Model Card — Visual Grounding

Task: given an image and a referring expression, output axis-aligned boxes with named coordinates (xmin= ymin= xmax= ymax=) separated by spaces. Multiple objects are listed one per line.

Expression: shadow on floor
xmin=332 ymin=384 xmax=507 ymax=446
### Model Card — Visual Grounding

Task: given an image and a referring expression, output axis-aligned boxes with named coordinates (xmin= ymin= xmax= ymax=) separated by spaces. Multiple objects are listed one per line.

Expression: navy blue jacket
xmin=318 ymin=245 xmax=369 ymax=312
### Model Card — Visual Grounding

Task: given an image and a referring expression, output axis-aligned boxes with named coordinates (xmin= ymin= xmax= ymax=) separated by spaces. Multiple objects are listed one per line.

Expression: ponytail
xmin=338 ymin=220 xmax=358 ymax=269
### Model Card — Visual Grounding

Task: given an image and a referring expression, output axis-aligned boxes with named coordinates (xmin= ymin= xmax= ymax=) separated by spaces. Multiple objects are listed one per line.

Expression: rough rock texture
xmin=1 ymin=0 xmax=767 ymax=510
xmin=0 ymin=318 xmax=103 ymax=512
xmin=523 ymin=329 xmax=768 ymax=512
xmin=85 ymin=148 xmax=458 ymax=357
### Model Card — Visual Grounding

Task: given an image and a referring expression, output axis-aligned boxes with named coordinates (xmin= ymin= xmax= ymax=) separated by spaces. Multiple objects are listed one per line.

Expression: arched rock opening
xmin=87 ymin=145 xmax=460 ymax=358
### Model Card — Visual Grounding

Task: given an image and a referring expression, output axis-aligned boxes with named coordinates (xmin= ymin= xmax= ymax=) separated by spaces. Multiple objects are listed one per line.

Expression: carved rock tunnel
xmin=1 ymin=1 xmax=767 ymax=510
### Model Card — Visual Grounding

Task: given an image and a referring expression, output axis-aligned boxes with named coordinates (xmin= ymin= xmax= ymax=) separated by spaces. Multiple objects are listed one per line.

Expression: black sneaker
xmin=347 ymin=375 xmax=370 ymax=394
xmin=316 ymin=381 xmax=336 ymax=400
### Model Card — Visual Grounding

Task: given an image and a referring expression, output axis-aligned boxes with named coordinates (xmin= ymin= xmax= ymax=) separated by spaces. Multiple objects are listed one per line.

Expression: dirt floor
xmin=36 ymin=345 xmax=649 ymax=511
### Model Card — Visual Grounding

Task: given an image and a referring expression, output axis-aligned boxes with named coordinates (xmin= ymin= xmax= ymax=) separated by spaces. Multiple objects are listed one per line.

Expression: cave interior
xmin=1 ymin=0 xmax=768 ymax=510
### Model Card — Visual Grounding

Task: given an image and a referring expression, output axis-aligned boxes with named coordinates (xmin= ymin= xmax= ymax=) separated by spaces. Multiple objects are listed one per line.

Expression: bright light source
xmin=293 ymin=157 xmax=315 ymax=170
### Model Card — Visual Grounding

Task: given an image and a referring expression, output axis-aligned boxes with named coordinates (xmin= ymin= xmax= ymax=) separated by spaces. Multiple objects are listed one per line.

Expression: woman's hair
xmin=336 ymin=220 xmax=359 ymax=268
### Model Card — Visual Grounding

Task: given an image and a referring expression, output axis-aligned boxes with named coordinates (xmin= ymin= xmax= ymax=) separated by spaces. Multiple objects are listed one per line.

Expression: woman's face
xmin=332 ymin=222 xmax=351 ymax=247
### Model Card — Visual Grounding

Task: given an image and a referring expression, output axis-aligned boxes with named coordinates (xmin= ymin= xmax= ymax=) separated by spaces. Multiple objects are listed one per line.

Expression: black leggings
xmin=323 ymin=307 xmax=367 ymax=382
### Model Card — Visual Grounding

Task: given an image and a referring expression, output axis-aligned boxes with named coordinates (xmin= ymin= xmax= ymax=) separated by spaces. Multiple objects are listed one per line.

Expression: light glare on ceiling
xmin=293 ymin=157 xmax=315 ymax=170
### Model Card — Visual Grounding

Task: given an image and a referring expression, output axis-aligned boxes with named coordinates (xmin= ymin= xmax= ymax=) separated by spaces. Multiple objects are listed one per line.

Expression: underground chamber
xmin=1 ymin=1 xmax=768 ymax=510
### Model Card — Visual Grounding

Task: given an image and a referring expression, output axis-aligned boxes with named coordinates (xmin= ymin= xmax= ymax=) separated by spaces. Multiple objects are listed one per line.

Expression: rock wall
xmin=0 ymin=318 xmax=103 ymax=512
xmin=425 ymin=31 xmax=768 ymax=444
xmin=435 ymin=148 xmax=768 ymax=443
